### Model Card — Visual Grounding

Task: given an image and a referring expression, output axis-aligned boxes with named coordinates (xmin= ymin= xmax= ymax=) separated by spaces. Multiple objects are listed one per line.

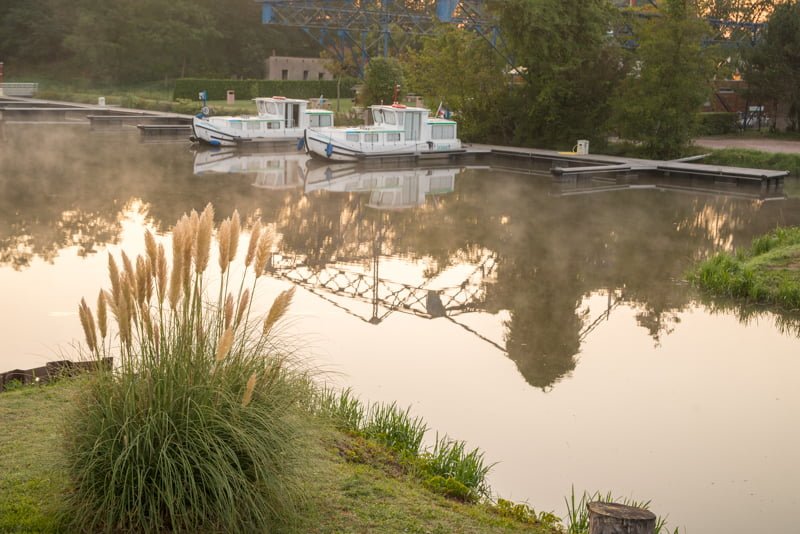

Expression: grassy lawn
xmin=0 ymin=378 xmax=559 ymax=533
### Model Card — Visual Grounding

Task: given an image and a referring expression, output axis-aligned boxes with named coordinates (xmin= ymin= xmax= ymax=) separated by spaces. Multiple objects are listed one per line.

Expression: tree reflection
xmin=3 ymin=126 xmax=800 ymax=389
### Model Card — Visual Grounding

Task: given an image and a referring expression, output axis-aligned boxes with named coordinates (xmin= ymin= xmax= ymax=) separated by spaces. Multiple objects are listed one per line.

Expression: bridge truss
xmin=256 ymin=1 xmax=503 ymax=76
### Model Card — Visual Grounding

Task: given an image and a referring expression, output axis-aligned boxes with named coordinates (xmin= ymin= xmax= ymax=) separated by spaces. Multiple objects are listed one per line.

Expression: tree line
xmin=0 ymin=0 xmax=317 ymax=82
xmin=394 ymin=0 xmax=800 ymax=158
xmin=2 ymin=0 xmax=798 ymax=156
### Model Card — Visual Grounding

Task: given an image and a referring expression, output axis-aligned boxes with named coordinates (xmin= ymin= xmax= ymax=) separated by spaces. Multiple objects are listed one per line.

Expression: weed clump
xmin=62 ymin=205 xmax=312 ymax=533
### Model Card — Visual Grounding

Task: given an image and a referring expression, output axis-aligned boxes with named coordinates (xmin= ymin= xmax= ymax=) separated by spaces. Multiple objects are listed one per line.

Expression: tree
xmin=492 ymin=0 xmax=626 ymax=149
xmin=743 ymin=1 xmax=800 ymax=131
xmin=404 ymin=25 xmax=512 ymax=142
xmin=611 ymin=0 xmax=714 ymax=159
xmin=362 ymin=57 xmax=405 ymax=105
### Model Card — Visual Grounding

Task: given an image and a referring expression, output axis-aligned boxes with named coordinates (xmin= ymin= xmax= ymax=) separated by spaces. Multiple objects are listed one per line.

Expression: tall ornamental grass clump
xmin=63 ymin=205 xmax=313 ymax=533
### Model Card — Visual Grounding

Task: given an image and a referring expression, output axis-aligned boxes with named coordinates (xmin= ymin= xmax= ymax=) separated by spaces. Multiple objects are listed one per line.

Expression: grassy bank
xmin=691 ymin=227 xmax=800 ymax=311
xmin=701 ymin=148 xmax=800 ymax=178
xmin=29 ymin=80 xmax=356 ymax=121
xmin=0 ymin=377 xmax=560 ymax=533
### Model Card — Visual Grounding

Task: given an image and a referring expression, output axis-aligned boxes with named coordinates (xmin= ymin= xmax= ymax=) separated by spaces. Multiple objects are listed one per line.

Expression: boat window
xmin=384 ymin=111 xmax=396 ymax=125
xmin=346 ymin=133 xmax=360 ymax=142
xmin=230 ymin=121 xmax=243 ymax=130
xmin=267 ymin=121 xmax=280 ymax=129
xmin=364 ymin=133 xmax=379 ymax=143
xmin=386 ymin=133 xmax=401 ymax=142
xmin=266 ymin=103 xmax=278 ymax=115
xmin=309 ymin=114 xmax=333 ymax=127
xmin=246 ymin=122 xmax=261 ymax=130
xmin=431 ymin=124 xmax=455 ymax=139
xmin=385 ymin=176 xmax=400 ymax=187
xmin=257 ymin=101 xmax=267 ymax=114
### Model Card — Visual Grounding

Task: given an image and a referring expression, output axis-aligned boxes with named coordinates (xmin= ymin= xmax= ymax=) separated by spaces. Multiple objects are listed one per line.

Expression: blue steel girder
xmin=257 ymin=1 xmax=504 ymax=76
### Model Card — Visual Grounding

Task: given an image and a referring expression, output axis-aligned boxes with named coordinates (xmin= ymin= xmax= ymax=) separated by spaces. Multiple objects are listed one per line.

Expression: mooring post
xmin=588 ymin=501 xmax=656 ymax=534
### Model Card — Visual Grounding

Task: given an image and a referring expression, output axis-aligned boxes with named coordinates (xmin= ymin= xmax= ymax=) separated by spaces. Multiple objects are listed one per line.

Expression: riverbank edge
xmin=26 ymin=88 xmax=800 ymax=175
xmin=0 ymin=376 xmax=561 ymax=533
xmin=690 ymin=226 xmax=800 ymax=311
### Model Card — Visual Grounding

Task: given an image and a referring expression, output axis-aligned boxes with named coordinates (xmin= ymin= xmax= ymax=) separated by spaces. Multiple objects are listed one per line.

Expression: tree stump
xmin=588 ymin=501 xmax=656 ymax=534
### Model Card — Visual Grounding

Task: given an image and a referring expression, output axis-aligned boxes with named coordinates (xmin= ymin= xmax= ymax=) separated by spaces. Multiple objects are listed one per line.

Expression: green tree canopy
xmin=611 ymin=0 xmax=714 ymax=159
xmin=404 ymin=25 xmax=511 ymax=142
xmin=362 ymin=57 xmax=405 ymax=105
xmin=492 ymin=0 xmax=625 ymax=149
xmin=743 ymin=1 xmax=800 ymax=131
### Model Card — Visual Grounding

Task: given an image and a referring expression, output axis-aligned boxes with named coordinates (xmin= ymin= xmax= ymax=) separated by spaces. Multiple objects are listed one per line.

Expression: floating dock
xmin=1 ymin=96 xmax=791 ymax=188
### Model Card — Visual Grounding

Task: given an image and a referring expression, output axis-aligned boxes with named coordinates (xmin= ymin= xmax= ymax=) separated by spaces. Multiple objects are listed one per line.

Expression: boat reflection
xmin=303 ymin=162 xmax=459 ymax=210
xmin=192 ymin=148 xmax=308 ymax=190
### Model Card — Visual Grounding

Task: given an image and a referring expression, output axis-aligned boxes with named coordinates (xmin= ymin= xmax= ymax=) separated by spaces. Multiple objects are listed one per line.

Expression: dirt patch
xmin=694 ymin=137 xmax=800 ymax=154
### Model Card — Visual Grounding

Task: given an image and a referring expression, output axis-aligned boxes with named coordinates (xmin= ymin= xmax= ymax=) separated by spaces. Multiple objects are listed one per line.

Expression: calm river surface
xmin=2 ymin=124 xmax=799 ymax=533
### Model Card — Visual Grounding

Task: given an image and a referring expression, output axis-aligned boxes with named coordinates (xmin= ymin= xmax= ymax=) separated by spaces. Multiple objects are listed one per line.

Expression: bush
xmin=174 ymin=78 xmax=358 ymax=101
xmin=697 ymin=112 xmax=739 ymax=135
xmin=62 ymin=206 xmax=313 ymax=532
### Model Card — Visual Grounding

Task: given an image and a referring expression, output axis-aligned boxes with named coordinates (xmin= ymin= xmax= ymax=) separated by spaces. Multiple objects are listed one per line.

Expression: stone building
xmin=265 ymin=55 xmax=333 ymax=81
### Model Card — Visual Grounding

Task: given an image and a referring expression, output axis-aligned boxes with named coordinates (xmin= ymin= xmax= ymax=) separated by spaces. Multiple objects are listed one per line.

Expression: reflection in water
xmin=4 ymin=126 xmax=800 ymax=532
xmin=303 ymin=163 xmax=457 ymax=210
xmin=193 ymin=148 xmax=307 ymax=190
xmin=4 ymin=130 xmax=800 ymax=391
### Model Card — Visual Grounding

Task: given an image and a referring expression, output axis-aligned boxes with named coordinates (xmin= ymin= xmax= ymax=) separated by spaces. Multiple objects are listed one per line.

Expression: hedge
xmin=174 ymin=78 xmax=359 ymax=101
xmin=697 ymin=112 xmax=739 ymax=135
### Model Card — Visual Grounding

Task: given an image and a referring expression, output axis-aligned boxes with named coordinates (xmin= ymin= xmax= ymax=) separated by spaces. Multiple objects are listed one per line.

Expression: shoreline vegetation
xmin=0 ymin=205 xmax=677 ymax=533
xmin=691 ymin=227 xmax=800 ymax=312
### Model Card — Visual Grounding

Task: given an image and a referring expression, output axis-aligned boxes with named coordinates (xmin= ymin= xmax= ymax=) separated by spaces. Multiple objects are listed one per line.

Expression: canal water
xmin=2 ymin=124 xmax=799 ymax=533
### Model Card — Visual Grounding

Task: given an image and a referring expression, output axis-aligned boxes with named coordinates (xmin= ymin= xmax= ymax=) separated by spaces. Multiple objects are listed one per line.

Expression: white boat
xmin=191 ymin=96 xmax=334 ymax=147
xmin=304 ymin=103 xmax=462 ymax=162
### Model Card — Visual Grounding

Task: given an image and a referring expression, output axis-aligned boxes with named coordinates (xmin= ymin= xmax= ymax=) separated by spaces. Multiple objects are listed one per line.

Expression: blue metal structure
xmin=256 ymin=1 xmax=502 ymax=76
xmin=256 ymin=1 xmax=765 ymax=78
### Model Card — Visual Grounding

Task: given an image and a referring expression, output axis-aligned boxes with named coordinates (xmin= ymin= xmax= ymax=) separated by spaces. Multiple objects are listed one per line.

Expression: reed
xmin=62 ymin=206 xmax=313 ymax=533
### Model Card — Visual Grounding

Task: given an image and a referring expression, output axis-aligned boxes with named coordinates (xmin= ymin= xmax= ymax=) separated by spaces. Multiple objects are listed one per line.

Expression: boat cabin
xmin=369 ymin=104 xmax=457 ymax=143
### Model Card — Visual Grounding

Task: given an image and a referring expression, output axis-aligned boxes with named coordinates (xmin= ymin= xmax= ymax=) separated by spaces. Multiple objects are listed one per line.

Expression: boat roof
xmin=370 ymin=103 xmax=429 ymax=113
xmin=252 ymin=96 xmax=309 ymax=104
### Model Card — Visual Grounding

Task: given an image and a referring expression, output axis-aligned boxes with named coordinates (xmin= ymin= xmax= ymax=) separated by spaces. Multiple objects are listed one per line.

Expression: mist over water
xmin=2 ymin=124 xmax=800 ymax=533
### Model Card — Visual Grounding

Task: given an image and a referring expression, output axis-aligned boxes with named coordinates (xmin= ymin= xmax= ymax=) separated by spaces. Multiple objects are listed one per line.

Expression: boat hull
xmin=304 ymin=129 xmax=461 ymax=162
xmin=191 ymin=117 xmax=305 ymax=148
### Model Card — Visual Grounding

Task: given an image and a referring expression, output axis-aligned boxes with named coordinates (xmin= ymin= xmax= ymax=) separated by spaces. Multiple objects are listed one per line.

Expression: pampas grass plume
xmin=215 ymin=327 xmax=234 ymax=362
xmin=228 ymin=210 xmax=241 ymax=263
xmin=263 ymin=287 xmax=295 ymax=337
xmin=242 ymin=373 xmax=257 ymax=407
xmin=195 ymin=203 xmax=214 ymax=274
xmin=245 ymin=219 xmax=262 ymax=268
xmin=97 ymin=290 xmax=107 ymax=340
xmin=218 ymin=219 xmax=231 ymax=274
xmin=254 ymin=230 xmax=274 ymax=279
